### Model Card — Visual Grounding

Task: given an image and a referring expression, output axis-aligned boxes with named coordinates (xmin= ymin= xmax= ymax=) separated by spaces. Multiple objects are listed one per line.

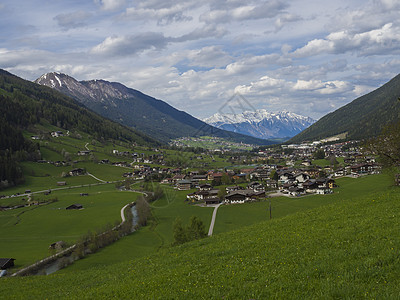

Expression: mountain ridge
xmin=289 ymin=73 xmax=400 ymax=143
xmin=0 ymin=69 xmax=157 ymax=189
xmin=35 ymin=73 xmax=273 ymax=146
xmin=204 ymin=109 xmax=315 ymax=140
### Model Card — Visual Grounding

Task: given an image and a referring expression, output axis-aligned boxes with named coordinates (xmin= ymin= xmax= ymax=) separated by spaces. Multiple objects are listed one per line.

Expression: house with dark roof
xmin=176 ymin=179 xmax=193 ymax=190
xmin=0 ymin=258 xmax=15 ymax=269
xmin=225 ymin=189 xmax=265 ymax=204
xmin=66 ymin=204 xmax=83 ymax=210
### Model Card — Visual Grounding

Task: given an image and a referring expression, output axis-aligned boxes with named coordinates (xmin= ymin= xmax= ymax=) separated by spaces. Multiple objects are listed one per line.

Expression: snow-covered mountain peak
xmin=203 ymin=109 xmax=315 ymax=139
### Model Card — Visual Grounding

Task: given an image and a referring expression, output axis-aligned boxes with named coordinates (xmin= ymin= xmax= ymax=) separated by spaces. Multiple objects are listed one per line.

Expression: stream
xmin=40 ymin=205 xmax=138 ymax=275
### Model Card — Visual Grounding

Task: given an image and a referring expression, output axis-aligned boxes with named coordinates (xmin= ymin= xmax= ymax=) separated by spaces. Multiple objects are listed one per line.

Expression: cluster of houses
xmin=112 ymin=150 xmax=164 ymax=164
xmin=277 ymin=170 xmax=336 ymax=196
xmin=186 ymin=182 xmax=266 ymax=205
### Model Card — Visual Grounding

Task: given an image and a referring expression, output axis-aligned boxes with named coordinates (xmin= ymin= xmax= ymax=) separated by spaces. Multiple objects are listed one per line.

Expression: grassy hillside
xmin=290 ymin=73 xmax=400 ymax=143
xmin=3 ymin=175 xmax=399 ymax=298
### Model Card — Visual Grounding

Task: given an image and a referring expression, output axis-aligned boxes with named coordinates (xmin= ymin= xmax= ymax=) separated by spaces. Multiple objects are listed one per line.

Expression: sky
xmin=1 ymin=0 xmax=400 ymax=120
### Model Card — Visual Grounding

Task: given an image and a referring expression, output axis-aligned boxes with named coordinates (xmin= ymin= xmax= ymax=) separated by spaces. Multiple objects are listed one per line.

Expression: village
xmin=119 ymin=139 xmax=381 ymax=205
xmin=3 ymin=135 xmax=381 ymax=206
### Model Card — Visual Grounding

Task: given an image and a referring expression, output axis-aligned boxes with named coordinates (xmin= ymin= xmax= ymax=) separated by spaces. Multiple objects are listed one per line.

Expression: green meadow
xmin=0 ymin=184 xmax=139 ymax=268
xmin=2 ymin=174 xmax=400 ymax=298
xmin=214 ymin=173 xmax=391 ymax=234
xmin=57 ymin=174 xmax=392 ymax=275
xmin=59 ymin=186 xmax=214 ymax=272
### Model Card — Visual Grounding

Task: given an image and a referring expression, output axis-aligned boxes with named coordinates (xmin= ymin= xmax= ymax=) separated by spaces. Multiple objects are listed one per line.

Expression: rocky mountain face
xmin=203 ymin=109 xmax=315 ymax=140
xmin=35 ymin=73 xmax=272 ymax=145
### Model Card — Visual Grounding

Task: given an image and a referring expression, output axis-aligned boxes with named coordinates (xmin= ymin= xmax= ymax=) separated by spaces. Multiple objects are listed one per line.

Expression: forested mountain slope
xmin=290 ymin=73 xmax=400 ymax=143
xmin=36 ymin=72 xmax=272 ymax=145
xmin=0 ymin=69 xmax=157 ymax=189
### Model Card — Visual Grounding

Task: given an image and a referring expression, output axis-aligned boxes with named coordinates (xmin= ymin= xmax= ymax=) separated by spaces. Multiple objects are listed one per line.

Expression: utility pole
xmin=268 ymin=196 xmax=272 ymax=220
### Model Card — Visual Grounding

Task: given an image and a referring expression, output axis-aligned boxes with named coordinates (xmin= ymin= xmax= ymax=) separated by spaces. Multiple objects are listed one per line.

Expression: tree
xmin=313 ymin=149 xmax=325 ymax=159
xmin=173 ymin=217 xmax=187 ymax=245
xmin=173 ymin=216 xmax=207 ymax=245
xmin=270 ymin=170 xmax=279 ymax=181
xmin=368 ymin=121 xmax=400 ymax=167
xmin=187 ymin=216 xmax=207 ymax=241
xmin=218 ymin=187 xmax=226 ymax=201
xmin=135 ymin=196 xmax=151 ymax=226
xmin=221 ymin=173 xmax=231 ymax=185
xmin=327 ymin=155 xmax=339 ymax=166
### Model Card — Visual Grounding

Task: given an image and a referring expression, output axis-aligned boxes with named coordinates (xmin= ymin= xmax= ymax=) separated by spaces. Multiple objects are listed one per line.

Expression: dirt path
xmin=208 ymin=203 xmax=222 ymax=236
xmin=87 ymin=172 xmax=107 ymax=183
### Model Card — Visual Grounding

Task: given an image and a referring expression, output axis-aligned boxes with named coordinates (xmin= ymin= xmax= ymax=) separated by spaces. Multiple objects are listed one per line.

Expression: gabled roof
xmin=177 ymin=179 xmax=192 ymax=184
xmin=0 ymin=258 xmax=15 ymax=269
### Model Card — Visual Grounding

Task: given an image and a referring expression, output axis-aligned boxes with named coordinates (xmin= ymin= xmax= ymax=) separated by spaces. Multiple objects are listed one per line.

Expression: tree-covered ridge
xmin=289 ymin=73 xmax=400 ymax=143
xmin=0 ymin=70 xmax=157 ymax=144
xmin=0 ymin=69 xmax=157 ymax=189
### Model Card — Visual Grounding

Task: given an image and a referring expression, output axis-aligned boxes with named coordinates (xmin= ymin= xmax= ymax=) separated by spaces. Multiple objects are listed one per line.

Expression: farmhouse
xmin=51 ymin=131 xmax=64 ymax=137
xmin=176 ymin=179 xmax=193 ymax=190
xmin=204 ymin=197 xmax=220 ymax=205
xmin=247 ymin=181 xmax=265 ymax=192
xmin=66 ymin=204 xmax=83 ymax=210
xmin=77 ymin=150 xmax=90 ymax=156
xmin=198 ymin=184 xmax=212 ymax=191
xmin=0 ymin=258 xmax=15 ymax=269
xmin=49 ymin=241 xmax=66 ymax=250
xmin=69 ymin=168 xmax=85 ymax=176
xmin=225 ymin=189 xmax=265 ymax=204
xmin=350 ymin=163 xmax=381 ymax=175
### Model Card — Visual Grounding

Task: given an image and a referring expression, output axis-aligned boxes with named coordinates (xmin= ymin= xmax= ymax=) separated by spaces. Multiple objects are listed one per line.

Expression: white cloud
xmin=123 ymin=3 xmax=194 ymax=25
xmin=3 ymin=0 xmax=400 ymax=120
xmin=91 ymin=32 xmax=169 ymax=56
xmin=186 ymin=46 xmax=232 ymax=68
xmin=274 ymin=13 xmax=303 ymax=32
xmin=293 ymin=23 xmax=400 ymax=57
xmin=95 ymin=0 xmax=126 ymax=11
xmin=54 ymin=11 xmax=92 ymax=30
xmin=200 ymin=0 xmax=287 ymax=23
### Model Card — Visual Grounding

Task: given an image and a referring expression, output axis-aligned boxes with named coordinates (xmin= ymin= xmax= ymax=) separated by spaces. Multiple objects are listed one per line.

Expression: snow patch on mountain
xmin=203 ymin=109 xmax=316 ymax=139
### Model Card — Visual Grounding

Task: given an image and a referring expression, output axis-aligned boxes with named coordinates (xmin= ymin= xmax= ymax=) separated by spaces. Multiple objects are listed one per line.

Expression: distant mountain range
xmin=35 ymin=73 xmax=272 ymax=146
xmin=203 ymin=110 xmax=315 ymax=140
xmin=289 ymin=73 xmax=400 ymax=143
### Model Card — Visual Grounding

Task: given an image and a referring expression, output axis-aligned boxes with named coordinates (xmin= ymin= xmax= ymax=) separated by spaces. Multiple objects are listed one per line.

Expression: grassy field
xmin=0 ymin=184 xmax=139 ymax=269
xmin=55 ymin=174 xmax=391 ymax=274
xmin=214 ymin=173 xmax=392 ymax=234
xmin=2 ymin=174 xmax=400 ymax=298
xmin=59 ymin=186 xmax=214 ymax=272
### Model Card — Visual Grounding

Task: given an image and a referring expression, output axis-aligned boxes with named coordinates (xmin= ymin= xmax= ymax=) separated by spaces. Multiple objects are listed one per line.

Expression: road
xmin=208 ymin=203 xmax=222 ymax=236
xmin=87 ymin=172 xmax=107 ymax=183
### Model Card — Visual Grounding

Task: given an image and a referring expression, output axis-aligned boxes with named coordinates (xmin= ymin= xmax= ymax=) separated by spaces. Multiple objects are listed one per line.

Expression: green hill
xmin=3 ymin=180 xmax=400 ymax=298
xmin=0 ymin=69 xmax=157 ymax=189
xmin=290 ymin=73 xmax=400 ymax=143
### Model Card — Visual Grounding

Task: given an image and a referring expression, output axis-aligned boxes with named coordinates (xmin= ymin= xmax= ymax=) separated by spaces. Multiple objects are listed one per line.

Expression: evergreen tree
xmin=173 ymin=218 xmax=187 ymax=245
xmin=187 ymin=216 xmax=207 ymax=241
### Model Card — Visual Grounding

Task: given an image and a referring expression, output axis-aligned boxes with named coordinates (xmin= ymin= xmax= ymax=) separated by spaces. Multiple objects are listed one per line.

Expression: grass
xmin=312 ymin=157 xmax=345 ymax=167
xmin=59 ymin=186 xmax=214 ymax=272
xmin=0 ymin=184 xmax=139 ymax=269
xmin=2 ymin=175 xmax=400 ymax=298
xmin=214 ymin=173 xmax=392 ymax=234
